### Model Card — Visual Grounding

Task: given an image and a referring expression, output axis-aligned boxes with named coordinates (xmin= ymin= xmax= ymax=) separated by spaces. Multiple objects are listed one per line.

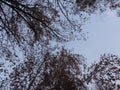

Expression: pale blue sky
xmin=66 ymin=9 xmax=120 ymax=66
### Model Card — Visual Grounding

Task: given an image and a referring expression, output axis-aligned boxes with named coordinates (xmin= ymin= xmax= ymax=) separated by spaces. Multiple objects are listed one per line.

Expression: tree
xmin=7 ymin=48 xmax=86 ymax=90
xmin=0 ymin=0 xmax=84 ymax=46
xmin=87 ymin=54 xmax=120 ymax=90
xmin=76 ymin=0 xmax=120 ymax=13
xmin=0 ymin=0 xmax=86 ymax=77
xmin=0 ymin=0 xmax=81 ymax=87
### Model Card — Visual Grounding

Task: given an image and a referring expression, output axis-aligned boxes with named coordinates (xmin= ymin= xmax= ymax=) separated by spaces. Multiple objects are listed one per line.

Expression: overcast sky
xmin=66 ymin=9 xmax=120 ymax=66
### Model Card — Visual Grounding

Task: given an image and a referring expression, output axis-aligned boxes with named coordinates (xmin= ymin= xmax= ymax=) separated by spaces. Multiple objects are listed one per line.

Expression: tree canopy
xmin=0 ymin=0 xmax=120 ymax=90
xmin=87 ymin=54 xmax=120 ymax=90
xmin=0 ymin=0 xmax=120 ymax=52
xmin=1 ymin=48 xmax=86 ymax=90
xmin=1 ymin=0 xmax=120 ymax=47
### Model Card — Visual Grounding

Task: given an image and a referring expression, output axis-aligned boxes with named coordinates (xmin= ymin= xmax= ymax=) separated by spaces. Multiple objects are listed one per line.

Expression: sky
xmin=66 ymin=9 xmax=120 ymax=66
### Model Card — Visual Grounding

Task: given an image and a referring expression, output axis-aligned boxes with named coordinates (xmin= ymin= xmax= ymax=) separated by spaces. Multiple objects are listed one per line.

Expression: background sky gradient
xmin=66 ymin=9 xmax=120 ymax=66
